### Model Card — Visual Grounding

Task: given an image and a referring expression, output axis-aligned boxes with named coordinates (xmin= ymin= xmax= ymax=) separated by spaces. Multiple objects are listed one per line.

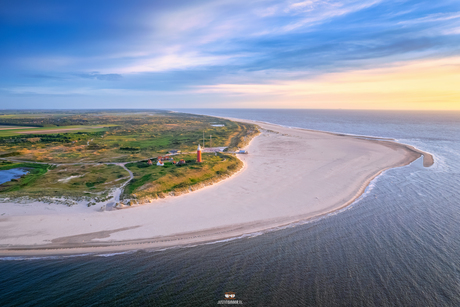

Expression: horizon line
xmin=1 ymin=108 xmax=460 ymax=112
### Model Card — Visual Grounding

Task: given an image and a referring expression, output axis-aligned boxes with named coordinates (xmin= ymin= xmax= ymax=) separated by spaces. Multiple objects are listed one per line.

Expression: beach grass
xmin=124 ymin=152 xmax=242 ymax=200
xmin=0 ymin=111 xmax=258 ymax=164
xmin=0 ymin=110 xmax=257 ymax=201
xmin=0 ymin=163 xmax=128 ymax=200
xmin=0 ymin=161 xmax=50 ymax=193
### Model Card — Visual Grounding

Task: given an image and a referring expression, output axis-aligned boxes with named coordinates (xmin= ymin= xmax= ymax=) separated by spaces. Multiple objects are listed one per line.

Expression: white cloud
xmin=3 ymin=86 xmax=182 ymax=96
xmin=105 ymin=52 xmax=237 ymax=74
xmin=95 ymin=0 xmax=387 ymax=74
xmin=282 ymin=0 xmax=383 ymax=31
xmin=397 ymin=11 xmax=460 ymax=26
xmin=193 ymin=56 xmax=460 ymax=97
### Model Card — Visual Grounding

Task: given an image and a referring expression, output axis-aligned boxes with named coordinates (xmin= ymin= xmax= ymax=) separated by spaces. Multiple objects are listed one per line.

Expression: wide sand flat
xmin=0 ymin=121 xmax=432 ymax=256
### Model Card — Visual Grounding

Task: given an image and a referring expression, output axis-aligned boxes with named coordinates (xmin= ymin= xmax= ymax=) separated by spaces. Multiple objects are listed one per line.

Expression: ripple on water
xmin=2 ymin=110 xmax=460 ymax=306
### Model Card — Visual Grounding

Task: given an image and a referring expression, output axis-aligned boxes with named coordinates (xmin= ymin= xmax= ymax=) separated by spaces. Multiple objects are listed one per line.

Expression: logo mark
xmin=225 ymin=292 xmax=236 ymax=300
xmin=218 ymin=292 xmax=243 ymax=304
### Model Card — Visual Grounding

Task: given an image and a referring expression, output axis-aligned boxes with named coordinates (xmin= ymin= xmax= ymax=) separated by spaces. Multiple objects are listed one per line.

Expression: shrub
xmin=228 ymin=164 xmax=238 ymax=171
xmin=175 ymin=182 xmax=188 ymax=189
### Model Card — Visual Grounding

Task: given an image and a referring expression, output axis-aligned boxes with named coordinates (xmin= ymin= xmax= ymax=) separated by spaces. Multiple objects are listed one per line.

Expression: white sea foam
xmin=0 ymin=253 xmax=94 ymax=261
xmin=95 ymin=250 xmax=138 ymax=257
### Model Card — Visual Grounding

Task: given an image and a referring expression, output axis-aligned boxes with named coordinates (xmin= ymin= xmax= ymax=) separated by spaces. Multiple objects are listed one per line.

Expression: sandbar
xmin=0 ymin=120 xmax=433 ymax=256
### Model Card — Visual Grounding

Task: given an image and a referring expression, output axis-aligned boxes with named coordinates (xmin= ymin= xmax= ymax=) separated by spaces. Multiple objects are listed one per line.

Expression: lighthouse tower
xmin=197 ymin=144 xmax=202 ymax=162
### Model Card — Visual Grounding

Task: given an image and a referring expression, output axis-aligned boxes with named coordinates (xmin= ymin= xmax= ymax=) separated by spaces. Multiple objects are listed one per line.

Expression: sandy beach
xmin=0 ymin=120 xmax=433 ymax=256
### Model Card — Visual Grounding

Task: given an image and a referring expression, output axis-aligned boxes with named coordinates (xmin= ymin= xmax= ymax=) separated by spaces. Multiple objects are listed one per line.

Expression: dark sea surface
xmin=2 ymin=109 xmax=460 ymax=307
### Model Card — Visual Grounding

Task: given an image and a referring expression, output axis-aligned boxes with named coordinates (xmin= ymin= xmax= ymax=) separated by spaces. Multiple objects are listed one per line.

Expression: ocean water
xmin=0 ymin=168 xmax=29 ymax=185
xmin=1 ymin=109 xmax=460 ymax=306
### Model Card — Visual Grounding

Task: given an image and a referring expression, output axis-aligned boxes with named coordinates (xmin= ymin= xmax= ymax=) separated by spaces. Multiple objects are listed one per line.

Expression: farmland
xmin=0 ymin=125 xmax=112 ymax=137
xmin=0 ymin=110 xmax=258 ymax=203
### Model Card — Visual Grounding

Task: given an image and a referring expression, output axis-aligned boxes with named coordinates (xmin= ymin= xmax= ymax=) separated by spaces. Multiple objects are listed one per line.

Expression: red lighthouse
xmin=197 ymin=144 xmax=202 ymax=162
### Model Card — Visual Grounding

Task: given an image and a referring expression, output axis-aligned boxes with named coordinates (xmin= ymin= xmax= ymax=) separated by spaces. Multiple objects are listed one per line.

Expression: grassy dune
xmin=124 ymin=153 xmax=242 ymax=200
xmin=0 ymin=110 xmax=258 ymax=202
xmin=0 ymin=162 xmax=49 ymax=193
xmin=0 ymin=163 xmax=129 ymax=200
xmin=0 ymin=111 xmax=258 ymax=164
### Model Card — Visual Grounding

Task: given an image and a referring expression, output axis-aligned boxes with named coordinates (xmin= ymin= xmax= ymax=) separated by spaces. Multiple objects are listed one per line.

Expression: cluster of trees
xmin=0 ymin=110 xmax=258 ymax=166
xmin=0 ymin=117 xmax=90 ymax=127
xmin=0 ymin=137 xmax=31 ymax=144
xmin=0 ymin=134 xmax=71 ymax=144
xmin=119 ymin=146 xmax=141 ymax=151
xmin=0 ymin=131 xmax=105 ymax=145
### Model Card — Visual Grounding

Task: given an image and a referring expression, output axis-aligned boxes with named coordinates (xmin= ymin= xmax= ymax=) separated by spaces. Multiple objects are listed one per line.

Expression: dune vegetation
xmin=123 ymin=152 xmax=242 ymax=202
xmin=0 ymin=110 xmax=258 ymax=203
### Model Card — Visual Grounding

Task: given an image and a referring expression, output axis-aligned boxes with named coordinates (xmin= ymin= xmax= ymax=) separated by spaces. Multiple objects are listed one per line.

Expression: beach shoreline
xmin=0 ymin=119 xmax=434 ymax=257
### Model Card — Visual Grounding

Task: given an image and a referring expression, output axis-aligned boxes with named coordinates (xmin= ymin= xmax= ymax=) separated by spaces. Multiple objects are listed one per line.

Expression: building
xmin=197 ymin=144 xmax=202 ymax=162
xmin=157 ymin=156 xmax=173 ymax=161
xmin=157 ymin=160 xmax=164 ymax=166
xmin=147 ymin=159 xmax=153 ymax=165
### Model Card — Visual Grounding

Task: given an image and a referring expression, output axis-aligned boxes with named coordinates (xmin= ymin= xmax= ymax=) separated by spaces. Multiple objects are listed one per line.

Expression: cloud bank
xmin=1 ymin=0 xmax=460 ymax=109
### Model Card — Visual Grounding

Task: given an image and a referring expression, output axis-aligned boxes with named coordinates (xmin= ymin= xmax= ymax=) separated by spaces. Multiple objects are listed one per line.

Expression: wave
xmin=0 ymin=253 xmax=94 ymax=261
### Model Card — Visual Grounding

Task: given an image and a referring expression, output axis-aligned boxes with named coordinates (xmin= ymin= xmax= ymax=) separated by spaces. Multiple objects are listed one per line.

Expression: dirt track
xmin=16 ymin=126 xmax=104 ymax=134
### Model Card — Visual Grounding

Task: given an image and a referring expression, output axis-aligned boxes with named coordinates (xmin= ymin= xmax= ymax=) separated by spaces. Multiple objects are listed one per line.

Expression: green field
xmin=0 ymin=125 xmax=113 ymax=137
xmin=0 ymin=110 xmax=258 ymax=203
xmin=0 ymin=111 xmax=257 ymax=163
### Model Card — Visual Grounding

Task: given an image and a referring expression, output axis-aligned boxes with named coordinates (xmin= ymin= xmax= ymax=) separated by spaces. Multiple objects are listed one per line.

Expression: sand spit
xmin=0 ymin=121 xmax=433 ymax=256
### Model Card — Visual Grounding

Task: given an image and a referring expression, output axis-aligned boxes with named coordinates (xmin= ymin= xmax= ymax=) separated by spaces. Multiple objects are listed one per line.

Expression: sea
xmin=1 ymin=109 xmax=460 ymax=307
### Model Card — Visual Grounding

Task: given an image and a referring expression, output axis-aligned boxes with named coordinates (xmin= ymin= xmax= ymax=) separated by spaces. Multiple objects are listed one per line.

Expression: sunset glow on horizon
xmin=1 ymin=0 xmax=460 ymax=110
xmin=196 ymin=56 xmax=460 ymax=110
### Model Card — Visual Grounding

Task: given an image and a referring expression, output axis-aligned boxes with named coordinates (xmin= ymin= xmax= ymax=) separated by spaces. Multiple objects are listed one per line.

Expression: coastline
xmin=0 ymin=119 xmax=434 ymax=257
xmin=219 ymin=116 xmax=434 ymax=167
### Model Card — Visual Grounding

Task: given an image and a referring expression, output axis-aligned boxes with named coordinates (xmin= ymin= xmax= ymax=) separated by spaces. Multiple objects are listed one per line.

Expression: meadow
xmin=0 ymin=110 xmax=258 ymax=203
xmin=0 ymin=125 xmax=112 ymax=137
xmin=0 ymin=110 xmax=257 ymax=163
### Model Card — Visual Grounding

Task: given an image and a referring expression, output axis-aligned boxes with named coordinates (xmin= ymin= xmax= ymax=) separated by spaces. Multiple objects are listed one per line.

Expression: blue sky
xmin=1 ymin=0 xmax=460 ymax=109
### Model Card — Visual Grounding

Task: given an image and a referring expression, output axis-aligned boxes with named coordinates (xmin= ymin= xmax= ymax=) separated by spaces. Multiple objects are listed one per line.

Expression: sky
xmin=1 ymin=0 xmax=460 ymax=110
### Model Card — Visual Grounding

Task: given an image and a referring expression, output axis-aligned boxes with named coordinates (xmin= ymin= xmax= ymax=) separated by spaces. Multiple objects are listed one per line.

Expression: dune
xmin=0 ymin=120 xmax=433 ymax=256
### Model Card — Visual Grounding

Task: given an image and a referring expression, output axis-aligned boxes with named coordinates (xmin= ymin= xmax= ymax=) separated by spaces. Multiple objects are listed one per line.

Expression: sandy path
xmin=105 ymin=163 xmax=134 ymax=209
xmin=0 ymin=121 xmax=433 ymax=256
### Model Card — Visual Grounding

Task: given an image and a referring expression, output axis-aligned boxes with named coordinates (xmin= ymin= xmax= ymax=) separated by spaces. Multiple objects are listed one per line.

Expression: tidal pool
xmin=0 ymin=168 xmax=29 ymax=185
